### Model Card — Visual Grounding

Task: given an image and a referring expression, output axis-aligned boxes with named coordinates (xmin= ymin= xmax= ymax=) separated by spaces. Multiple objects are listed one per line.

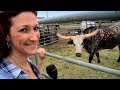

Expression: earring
xmin=7 ymin=41 xmax=10 ymax=49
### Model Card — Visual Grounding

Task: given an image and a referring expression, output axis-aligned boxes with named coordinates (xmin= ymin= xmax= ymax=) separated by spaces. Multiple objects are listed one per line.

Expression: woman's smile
xmin=24 ymin=42 xmax=38 ymax=48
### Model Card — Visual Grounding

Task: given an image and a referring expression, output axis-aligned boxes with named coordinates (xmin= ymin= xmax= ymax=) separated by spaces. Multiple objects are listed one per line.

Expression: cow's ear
xmin=68 ymin=40 xmax=73 ymax=44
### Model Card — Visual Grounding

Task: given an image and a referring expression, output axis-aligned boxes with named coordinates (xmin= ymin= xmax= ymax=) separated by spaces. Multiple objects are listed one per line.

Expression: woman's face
xmin=7 ymin=12 xmax=40 ymax=56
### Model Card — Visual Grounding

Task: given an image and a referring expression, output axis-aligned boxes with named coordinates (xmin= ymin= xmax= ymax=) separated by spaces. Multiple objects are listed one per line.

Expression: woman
xmin=0 ymin=11 xmax=46 ymax=79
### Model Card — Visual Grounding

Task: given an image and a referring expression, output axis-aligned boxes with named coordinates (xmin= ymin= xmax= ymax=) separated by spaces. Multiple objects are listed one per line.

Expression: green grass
xmin=30 ymin=23 xmax=120 ymax=79
xmin=30 ymin=40 xmax=120 ymax=79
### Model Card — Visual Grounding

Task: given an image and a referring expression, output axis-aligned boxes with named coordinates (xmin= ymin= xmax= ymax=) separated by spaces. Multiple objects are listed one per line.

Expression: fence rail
xmin=38 ymin=11 xmax=120 ymax=24
xmin=45 ymin=52 xmax=120 ymax=76
xmin=37 ymin=11 xmax=120 ymax=78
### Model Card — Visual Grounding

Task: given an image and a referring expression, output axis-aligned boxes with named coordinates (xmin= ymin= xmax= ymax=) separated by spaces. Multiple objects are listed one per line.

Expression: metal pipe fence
xmin=36 ymin=11 xmax=120 ymax=78
xmin=45 ymin=52 xmax=120 ymax=76
xmin=38 ymin=11 xmax=120 ymax=24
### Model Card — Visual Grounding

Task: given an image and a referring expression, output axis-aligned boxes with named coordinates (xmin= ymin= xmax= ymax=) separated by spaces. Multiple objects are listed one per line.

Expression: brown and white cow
xmin=57 ymin=21 xmax=120 ymax=63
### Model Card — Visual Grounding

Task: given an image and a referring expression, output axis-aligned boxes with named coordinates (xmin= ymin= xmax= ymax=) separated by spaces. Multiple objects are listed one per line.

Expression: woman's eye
xmin=19 ymin=28 xmax=28 ymax=32
xmin=34 ymin=26 xmax=40 ymax=31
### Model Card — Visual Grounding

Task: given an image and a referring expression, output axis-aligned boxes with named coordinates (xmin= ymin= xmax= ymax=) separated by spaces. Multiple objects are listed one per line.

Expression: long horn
xmin=83 ymin=27 xmax=99 ymax=38
xmin=57 ymin=33 xmax=71 ymax=39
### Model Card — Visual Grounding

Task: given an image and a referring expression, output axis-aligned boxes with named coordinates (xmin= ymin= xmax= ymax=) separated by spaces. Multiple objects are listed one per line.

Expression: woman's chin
xmin=26 ymin=49 xmax=37 ymax=55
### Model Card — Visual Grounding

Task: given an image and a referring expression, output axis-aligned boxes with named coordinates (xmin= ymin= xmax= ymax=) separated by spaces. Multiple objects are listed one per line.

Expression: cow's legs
xmin=96 ymin=52 xmax=100 ymax=63
xmin=117 ymin=45 xmax=120 ymax=62
xmin=89 ymin=53 xmax=94 ymax=63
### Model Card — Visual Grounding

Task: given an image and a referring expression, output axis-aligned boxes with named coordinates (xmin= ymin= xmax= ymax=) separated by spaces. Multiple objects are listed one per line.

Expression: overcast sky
xmin=37 ymin=11 xmax=85 ymax=18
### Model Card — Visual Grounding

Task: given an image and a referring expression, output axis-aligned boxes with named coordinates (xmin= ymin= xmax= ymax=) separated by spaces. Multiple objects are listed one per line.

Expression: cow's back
xmin=83 ymin=22 xmax=120 ymax=53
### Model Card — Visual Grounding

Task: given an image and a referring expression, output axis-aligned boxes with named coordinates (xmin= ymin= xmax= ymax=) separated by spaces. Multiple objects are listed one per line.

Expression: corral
xmin=30 ymin=22 xmax=120 ymax=79
xmin=39 ymin=24 xmax=59 ymax=45
xmin=32 ymin=11 xmax=120 ymax=79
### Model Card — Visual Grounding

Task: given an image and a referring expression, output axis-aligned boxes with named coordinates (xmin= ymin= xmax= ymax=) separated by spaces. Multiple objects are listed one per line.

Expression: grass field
xmin=31 ymin=23 xmax=120 ymax=79
xmin=41 ymin=40 xmax=120 ymax=79
xmin=30 ymin=42 xmax=120 ymax=79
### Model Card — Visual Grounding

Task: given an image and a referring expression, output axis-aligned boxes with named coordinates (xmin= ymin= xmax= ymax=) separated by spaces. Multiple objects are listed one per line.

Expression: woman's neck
xmin=7 ymin=51 xmax=29 ymax=66
xmin=6 ymin=51 xmax=38 ymax=79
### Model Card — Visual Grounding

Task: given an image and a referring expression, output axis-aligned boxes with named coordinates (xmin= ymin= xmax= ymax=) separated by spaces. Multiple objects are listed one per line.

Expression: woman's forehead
xmin=11 ymin=12 xmax=37 ymax=24
xmin=11 ymin=12 xmax=38 ymax=28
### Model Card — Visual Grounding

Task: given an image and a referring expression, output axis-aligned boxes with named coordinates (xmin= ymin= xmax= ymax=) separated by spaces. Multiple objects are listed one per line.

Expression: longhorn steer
xmin=57 ymin=22 xmax=120 ymax=63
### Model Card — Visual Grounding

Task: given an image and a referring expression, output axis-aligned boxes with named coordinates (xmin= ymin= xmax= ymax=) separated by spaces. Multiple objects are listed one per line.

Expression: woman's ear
xmin=6 ymin=35 xmax=10 ymax=41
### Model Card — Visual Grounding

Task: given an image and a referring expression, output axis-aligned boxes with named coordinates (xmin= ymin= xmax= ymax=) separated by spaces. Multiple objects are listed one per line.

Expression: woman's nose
xmin=29 ymin=32 xmax=39 ymax=41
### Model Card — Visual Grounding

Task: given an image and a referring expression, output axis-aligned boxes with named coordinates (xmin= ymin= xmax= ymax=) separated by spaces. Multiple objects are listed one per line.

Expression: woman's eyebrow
xmin=35 ymin=24 xmax=40 ymax=27
xmin=20 ymin=24 xmax=40 ymax=28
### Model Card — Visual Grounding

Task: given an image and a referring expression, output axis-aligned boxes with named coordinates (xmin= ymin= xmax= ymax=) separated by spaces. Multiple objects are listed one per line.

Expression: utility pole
xmin=46 ymin=11 xmax=48 ymax=18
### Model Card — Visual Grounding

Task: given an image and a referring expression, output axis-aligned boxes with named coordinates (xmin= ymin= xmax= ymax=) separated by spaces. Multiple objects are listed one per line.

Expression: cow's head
xmin=57 ymin=28 xmax=99 ymax=57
